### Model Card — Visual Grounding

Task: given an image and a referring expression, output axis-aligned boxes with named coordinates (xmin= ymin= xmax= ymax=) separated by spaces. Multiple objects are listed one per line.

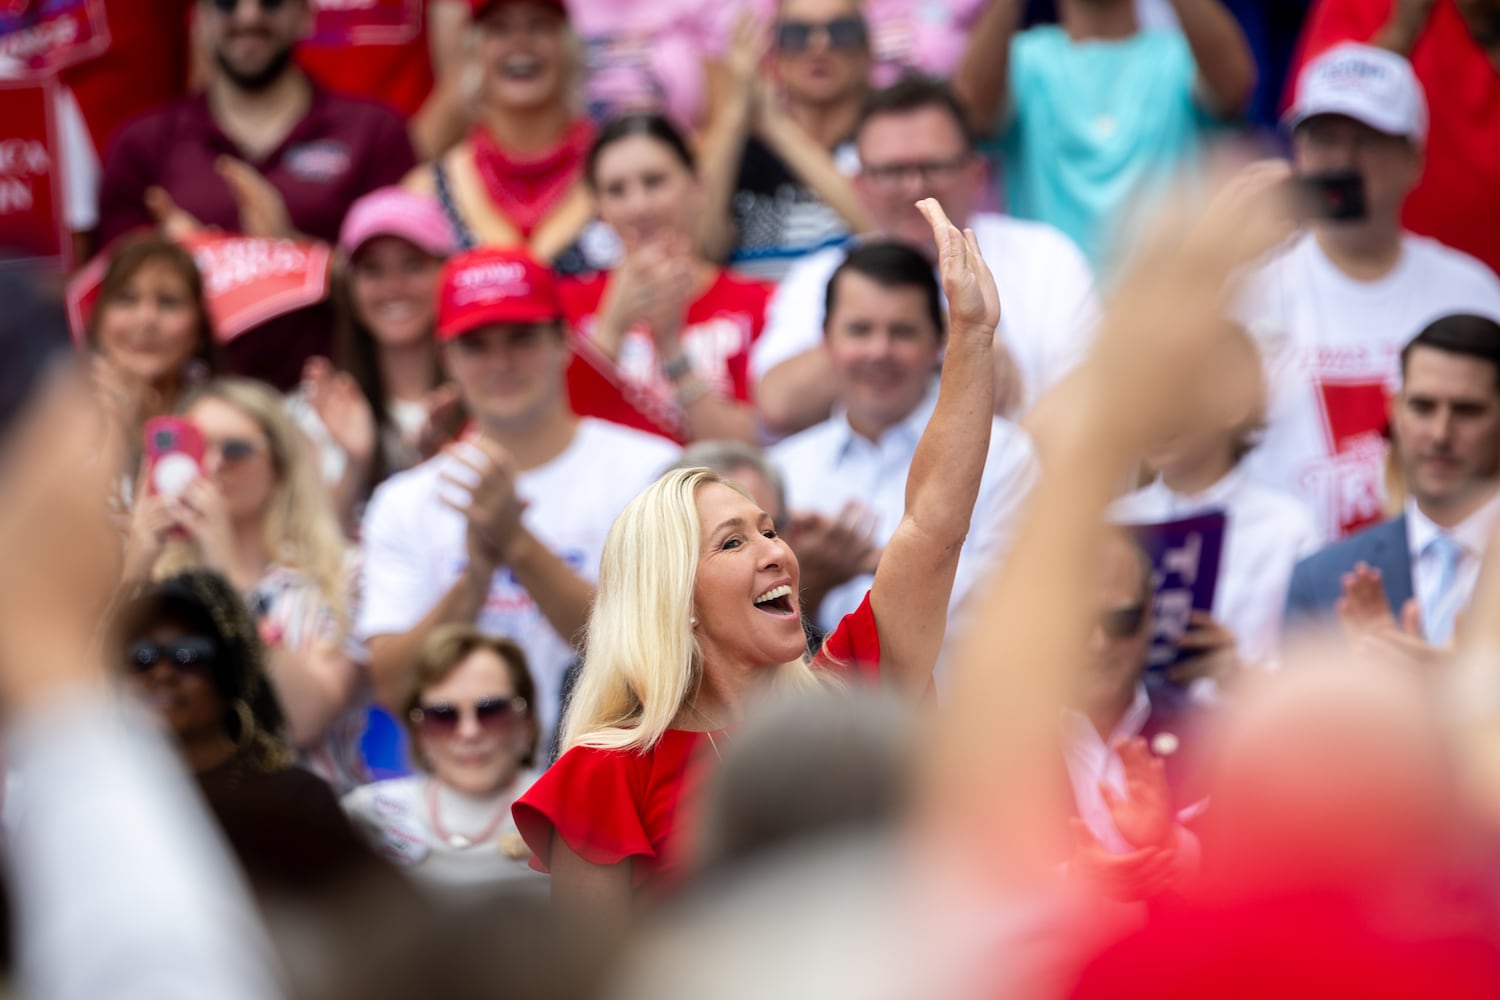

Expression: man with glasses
xmin=1062 ymin=527 xmax=1207 ymax=904
xmin=697 ymin=0 xmax=876 ymax=280
xmin=750 ymin=75 xmax=1099 ymax=437
xmin=1234 ymin=44 xmax=1500 ymax=543
xmin=93 ymin=0 xmax=416 ymax=390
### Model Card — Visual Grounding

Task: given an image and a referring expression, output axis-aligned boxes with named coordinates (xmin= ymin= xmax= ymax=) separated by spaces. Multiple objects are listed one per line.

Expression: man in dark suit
xmin=1285 ymin=314 xmax=1500 ymax=642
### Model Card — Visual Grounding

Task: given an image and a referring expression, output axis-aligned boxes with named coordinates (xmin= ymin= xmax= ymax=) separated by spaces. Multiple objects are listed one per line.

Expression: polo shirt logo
xmin=284 ymin=141 xmax=352 ymax=183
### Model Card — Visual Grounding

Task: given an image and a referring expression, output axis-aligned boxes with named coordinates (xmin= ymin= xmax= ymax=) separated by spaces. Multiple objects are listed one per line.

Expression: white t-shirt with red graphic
xmin=560 ymin=268 xmax=771 ymax=444
xmin=356 ymin=421 xmax=680 ymax=747
xmin=1235 ymin=231 xmax=1500 ymax=542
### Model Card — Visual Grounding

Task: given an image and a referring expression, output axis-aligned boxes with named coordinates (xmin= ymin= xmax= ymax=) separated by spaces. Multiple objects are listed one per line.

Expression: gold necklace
xmin=690 ymin=704 xmax=731 ymax=761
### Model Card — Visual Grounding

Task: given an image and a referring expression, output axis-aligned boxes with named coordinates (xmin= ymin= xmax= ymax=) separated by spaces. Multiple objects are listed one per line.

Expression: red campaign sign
xmin=306 ymin=0 xmax=422 ymax=47
xmin=1315 ymin=378 xmax=1392 ymax=538
xmin=66 ymin=232 xmax=331 ymax=345
xmin=0 ymin=0 xmax=110 ymax=76
xmin=180 ymin=232 xmax=332 ymax=344
xmin=0 ymin=78 xmax=67 ymax=268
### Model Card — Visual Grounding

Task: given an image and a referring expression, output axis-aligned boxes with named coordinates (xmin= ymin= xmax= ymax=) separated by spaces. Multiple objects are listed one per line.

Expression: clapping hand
xmin=1102 ymin=737 xmax=1175 ymax=850
xmin=216 ymin=157 xmax=296 ymax=239
xmin=916 ymin=197 xmax=1000 ymax=336
xmin=1336 ymin=562 xmax=1400 ymax=641
xmin=302 ymin=357 xmax=376 ymax=468
xmin=440 ymin=436 xmax=527 ymax=573
xmin=786 ymin=501 xmax=884 ymax=604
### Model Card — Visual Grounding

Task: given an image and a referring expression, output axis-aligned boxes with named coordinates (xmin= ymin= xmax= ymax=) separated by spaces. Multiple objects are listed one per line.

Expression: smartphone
xmin=143 ymin=417 xmax=205 ymax=499
xmin=1287 ymin=170 xmax=1366 ymax=222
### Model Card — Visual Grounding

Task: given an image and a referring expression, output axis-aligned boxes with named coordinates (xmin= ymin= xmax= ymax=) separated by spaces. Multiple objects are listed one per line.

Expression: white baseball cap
xmin=1284 ymin=42 xmax=1428 ymax=143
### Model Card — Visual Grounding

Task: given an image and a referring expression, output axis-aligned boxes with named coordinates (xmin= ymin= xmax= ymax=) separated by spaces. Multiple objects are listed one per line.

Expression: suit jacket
xmin=1283 ymin=516 xmax=1414 ymax=638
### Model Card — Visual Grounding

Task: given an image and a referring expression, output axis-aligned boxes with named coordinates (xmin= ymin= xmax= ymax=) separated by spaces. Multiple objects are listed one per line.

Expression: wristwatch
xmin=660 ymin=353 xmax=693 ymax=381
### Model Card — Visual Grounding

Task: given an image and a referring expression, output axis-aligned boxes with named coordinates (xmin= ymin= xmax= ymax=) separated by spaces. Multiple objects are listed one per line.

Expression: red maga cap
xmin=436 ymin=248 xmax=561 ymax=342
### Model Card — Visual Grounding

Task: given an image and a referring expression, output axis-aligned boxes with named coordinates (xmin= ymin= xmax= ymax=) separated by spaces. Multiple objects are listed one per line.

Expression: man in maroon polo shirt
xmin=94 ymin=0 xmax=418 ymax=388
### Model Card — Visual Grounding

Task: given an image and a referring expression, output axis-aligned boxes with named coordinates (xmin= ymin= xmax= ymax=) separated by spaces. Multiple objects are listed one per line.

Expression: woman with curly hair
xmin=114 ymin=569 xmax=366 ymax=891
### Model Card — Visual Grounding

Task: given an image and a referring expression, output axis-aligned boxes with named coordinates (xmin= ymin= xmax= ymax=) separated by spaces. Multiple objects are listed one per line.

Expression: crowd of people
xmin=4 ymin=0 xmax=1500 ymax=996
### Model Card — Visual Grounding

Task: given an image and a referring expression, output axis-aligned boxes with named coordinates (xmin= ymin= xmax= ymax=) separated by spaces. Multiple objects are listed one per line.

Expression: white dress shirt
xmin=1111 ymin=468 xmax=1320 ymax=664
xmin=1405 ymin=490 xmax=1500 ymax=641
xmin=1061 ymin=686 xmax=1155 ymax=854
xmin=750 ymin=213 xmax=1100 ymax=416
xmin=771 ymin=381 xmax=1037 ymax=687
xmin=1061 ymin=685 xmax=1204 ymax=881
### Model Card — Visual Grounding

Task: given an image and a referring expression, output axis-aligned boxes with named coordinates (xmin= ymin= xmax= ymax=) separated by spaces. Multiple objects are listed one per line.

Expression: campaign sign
xmin=306 ymin=0 xmax=421 ymax=47
xmin=181 ymin=232 xmax=332 ymax=343
xmin=0 ymin=79 xmax=66 ymax=268
xmin=0 ymin=0 xmax=110 ymax=75
xmin=66 ymin=231 xmax=332 ymax=343
xmin=1126 ymin=510 xmax=1227 ymax=674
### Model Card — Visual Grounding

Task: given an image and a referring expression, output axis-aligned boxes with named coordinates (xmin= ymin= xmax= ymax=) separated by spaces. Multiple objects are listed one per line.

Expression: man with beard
xmin=96 ymin=0 xmax=416 ymax=249
xmin=93 ymin=0 xmax=417 ymax=389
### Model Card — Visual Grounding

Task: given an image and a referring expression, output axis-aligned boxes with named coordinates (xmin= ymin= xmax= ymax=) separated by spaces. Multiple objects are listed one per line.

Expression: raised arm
xmin=696 ymin=13 xmax=764 ymax=263
xmin=953 ymin=0 xmax=1024 ymax=138
xmin=921 ymin=159 xmax=1300 ymax=888
xmin=869 ymin=199 xmax=997 ymax=696
xmin=1170 ymin=0 xmax=1257 ymax=118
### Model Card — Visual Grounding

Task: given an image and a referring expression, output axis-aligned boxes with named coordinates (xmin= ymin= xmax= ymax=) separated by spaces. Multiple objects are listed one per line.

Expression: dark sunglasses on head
xmin=1098 ymin=604 xmax=1147 ymax=640
xmin=410 ymin=696 xmax=528 ymax=738
xmin=126 ymin=637 xmax=218 ymax=675
xmin=776 ymin=16 xmax=868 ymax=52
xmin=209 ymin=0 xmax=287 ymax=12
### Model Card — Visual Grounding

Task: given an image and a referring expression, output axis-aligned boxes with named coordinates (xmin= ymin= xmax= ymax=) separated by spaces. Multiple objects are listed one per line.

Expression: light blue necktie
xmin=1422 ymin=533 xmax=1464 ymax=646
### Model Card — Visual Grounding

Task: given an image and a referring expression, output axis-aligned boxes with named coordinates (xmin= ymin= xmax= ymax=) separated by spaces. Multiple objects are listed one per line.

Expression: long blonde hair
xmin=561 ymin=468 xmax=823 ymax=754
xmin=160 ymin=378 xmax=349 ymax=622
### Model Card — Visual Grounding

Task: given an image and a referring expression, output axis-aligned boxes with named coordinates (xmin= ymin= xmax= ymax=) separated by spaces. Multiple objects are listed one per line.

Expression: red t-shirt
xmin=296 ymin=0 xmax=434 ymax=119
xmin=558 ymin=268 xmax=772 ymax=444
xmin=512 ymin=592 xmax=882 ymax=891
xmin=1290 ymin=0 xmax=1500 ymax=277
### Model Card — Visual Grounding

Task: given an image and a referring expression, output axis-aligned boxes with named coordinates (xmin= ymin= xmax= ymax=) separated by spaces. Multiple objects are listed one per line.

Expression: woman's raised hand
xmin=917 ymin=197 xmax=999 ymax=337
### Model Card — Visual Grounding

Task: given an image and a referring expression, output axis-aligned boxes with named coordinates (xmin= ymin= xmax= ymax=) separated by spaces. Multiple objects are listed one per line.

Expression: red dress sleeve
xmin=512 ymin=744 xmax=654 ymax=874
xmin=812 ymin=591 xmax=881 ymax=685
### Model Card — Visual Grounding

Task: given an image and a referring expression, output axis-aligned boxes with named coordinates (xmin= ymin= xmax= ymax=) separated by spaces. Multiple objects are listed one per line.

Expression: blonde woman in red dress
xmin=514 ymin=198 xmax=1004 ymax=910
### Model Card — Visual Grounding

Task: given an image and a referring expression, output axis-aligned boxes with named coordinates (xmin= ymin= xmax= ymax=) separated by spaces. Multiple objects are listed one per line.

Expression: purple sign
xmin=1126 ymin=510 xmax=1227 ymax=673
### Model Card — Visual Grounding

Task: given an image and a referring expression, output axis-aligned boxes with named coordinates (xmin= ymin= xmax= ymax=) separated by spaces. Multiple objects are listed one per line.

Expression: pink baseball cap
xmin=338 ymin=188 xmax=458 ymax=260
xmin=436 ymin=248 xmax=562 ymax=342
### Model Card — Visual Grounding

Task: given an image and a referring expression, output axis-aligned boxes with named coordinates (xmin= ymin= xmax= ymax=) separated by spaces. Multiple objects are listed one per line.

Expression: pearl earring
xmin=690 ymin=616 xmax=698 ymax=626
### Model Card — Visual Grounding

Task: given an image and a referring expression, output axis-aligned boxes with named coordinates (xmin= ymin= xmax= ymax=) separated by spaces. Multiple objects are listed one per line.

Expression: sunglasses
xmin=410 ymin=696 xmax=528 ymax=738
xmin=208 ymin=437 xmax=262 ymax=464
xmin=776 ymin=16 xmax=868 ymax=53
xmin=861 ymin=155 xmax=972 ymax=189
xmin=1097 ymin=604 xmax=1147 ymax=640
xmin=208 ymin=0 xmax=287 ymax=12
xmin=126 ymin=637 xmax=218 ymax=676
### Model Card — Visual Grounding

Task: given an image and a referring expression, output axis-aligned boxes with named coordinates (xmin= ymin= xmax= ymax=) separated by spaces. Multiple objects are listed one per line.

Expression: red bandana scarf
xmin=469 ymin=118 xmax=596 ymax=238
